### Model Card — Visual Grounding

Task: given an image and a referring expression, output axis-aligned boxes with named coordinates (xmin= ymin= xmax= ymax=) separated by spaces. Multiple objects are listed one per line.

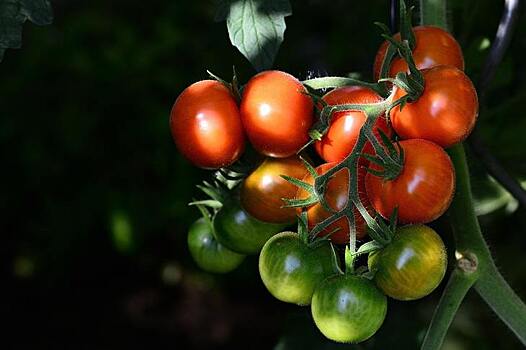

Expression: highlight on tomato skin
xmin=314 ymin=86 xmax=392 ymax=164
xmin=240 ymin=70 xmax=314 ymax=158
xmin=365 ymin=139 xmax=455 ymax=224
xmin=368 ymin=225 xmax=447 ymax=301
xmin=390 ymin=65 xmax=478 ymax=148
xmin=170 ymin=80 xmax=245 ymax=169
xmin=240 ymin=155 xmax=311 ymax=224
xmin=296 ymin=163 xmax=371 ymax=244
xmin=373 ymin=25 xmax=465 ymax=80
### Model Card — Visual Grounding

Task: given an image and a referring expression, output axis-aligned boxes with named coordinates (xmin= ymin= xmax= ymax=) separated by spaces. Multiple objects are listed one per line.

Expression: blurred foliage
xmin=1 ymin=0 xmax=526 ymax=348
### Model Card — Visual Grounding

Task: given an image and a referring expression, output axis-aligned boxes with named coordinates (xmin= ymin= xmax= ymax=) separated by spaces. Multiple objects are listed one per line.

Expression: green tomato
xmin=311 ymin=274 xmax=387 ymax=343
xmin=368 ymin=225 xmax=447 ymax=300
xmin=187 ymin=218 xmax=245 ymax=273
xmin=214 ymin=199 xmax=287 ymax=254
xmin=258 ymin=231 xmax=340 ymax=306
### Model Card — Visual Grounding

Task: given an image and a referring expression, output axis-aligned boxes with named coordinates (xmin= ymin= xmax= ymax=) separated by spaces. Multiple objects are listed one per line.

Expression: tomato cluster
xmin=171 ymin=24 xmax=478 ymax=344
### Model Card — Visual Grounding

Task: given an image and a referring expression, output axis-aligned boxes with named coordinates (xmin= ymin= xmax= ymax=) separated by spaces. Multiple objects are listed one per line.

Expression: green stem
xmin=420 ymin=0 xmax=526 ymax=348
xmin=475 ymin=264 xmax=526 ymax=344
xmin=421 ymin=268 xmax=478 ymax=349
xmin=302 ymin=77 xmax=383 ymax=95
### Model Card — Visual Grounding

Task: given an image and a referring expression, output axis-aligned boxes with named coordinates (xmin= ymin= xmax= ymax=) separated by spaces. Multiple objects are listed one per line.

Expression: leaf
xmin=0 ymin=0 xmax=53 ymax=62
xmin=216 ymin=0 xmax=292 ymax=71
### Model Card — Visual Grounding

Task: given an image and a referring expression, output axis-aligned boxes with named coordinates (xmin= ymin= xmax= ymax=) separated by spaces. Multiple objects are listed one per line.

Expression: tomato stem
xmin=418 ymin=0 xmax=526 ymax=348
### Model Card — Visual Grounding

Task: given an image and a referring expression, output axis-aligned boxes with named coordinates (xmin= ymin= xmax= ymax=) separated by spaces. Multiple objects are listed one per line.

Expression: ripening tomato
xmin=314 ymin=86 xmax=391 ymax=163
xmin=170 ymin=80 xmax=245 ymax=169
xmin=373 ymin=25 xmax=464 ymax=80
xmin=365 ymin=139 xmax=455 ymax=224
xmin=368 ymin=225 xmax=447 ymax=300
xmin=240 ymin=70 xmax=314 ymax=158
xmin=187 ymin=218 xmax=245 ymax=273
xmin=390 ymin=66 xmax=478 ymax=148
xmin=296 ymin=163 xmax=370 ymax=244
xmin=258 ymin=231 xmax=340 ymax=305
xmin=213 ymin=198 xmax=287 ymax=254
xmin=311 ymin=274 xmax=387 ymax=343
xmin=241 ymin=155 xmax=310 ymax=224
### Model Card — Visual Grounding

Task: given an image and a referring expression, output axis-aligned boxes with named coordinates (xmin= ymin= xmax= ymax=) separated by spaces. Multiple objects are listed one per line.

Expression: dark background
xmin=2 ymin=0 xmax=526 ymax=349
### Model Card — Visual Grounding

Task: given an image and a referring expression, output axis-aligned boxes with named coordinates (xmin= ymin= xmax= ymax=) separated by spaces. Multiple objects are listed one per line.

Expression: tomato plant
xmin=258 ymin=231 xmax=340 ymax=305
xmin=187 ymin=218 xmax=245 ymax=273
xmin=365 ymin=139 xmax=455 ymax=224
xmin=296 ymin=163 xmax=369 ymax=244
xmin=213 ymin=198 xmax=287 ymax=254
xmin=240 ymin=70 xmax=314 ymax=158
xmin=314 ymin=86 xmax=391 ymax=163
xmin=170 ymin=80 xmax=245 ymax=169
xmin=240 ymin=155 xmax=310 ymax=224
xmin=368 ymin=225 xmax=447 ymax=300
xmin=390 ymin=66 xmax=478 ymax=148
xmin=311 ymin=274 xmax=387 ymax=343
xmin=373 ymin=25 xmax=464 ymax=80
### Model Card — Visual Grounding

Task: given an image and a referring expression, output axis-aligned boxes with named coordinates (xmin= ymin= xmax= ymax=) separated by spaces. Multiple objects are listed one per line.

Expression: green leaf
xmin=0 ymin=0 xmax=52 ymax=62
xmin=216 ymin=0 xmax=292 ymax=71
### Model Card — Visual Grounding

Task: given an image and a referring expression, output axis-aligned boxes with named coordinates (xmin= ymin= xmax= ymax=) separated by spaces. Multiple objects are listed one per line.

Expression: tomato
xmin=314 ymin=86 xmax=391 ymax=163
xmin=373 ymin=25 xmax=464 ymax=80
xmin=296 ymin=163 xmax=370 ymax=244
xmin=390 ymin=66 xmax=478 ymax=148
xmin=311 ymin=274 xmax=387 ymax=343
xmin=365 ymin=139 xmax=455 ymax=224
xmin=258 ymin=231 xmax=340 ymax=305
xmin=187 ymin=218 xmax=245 ymax=273
xmin=170 ymin=80 xmax=245 ymax=169
xmin=213 ymin=198 xmax=287 ymax=254
xmin=368 ymin=225 xmax=447 ymax=300
xmin=241 ymin=155 xmax=310 ymax=224
xmin=240 ymin=70 xmax=314 ymax=158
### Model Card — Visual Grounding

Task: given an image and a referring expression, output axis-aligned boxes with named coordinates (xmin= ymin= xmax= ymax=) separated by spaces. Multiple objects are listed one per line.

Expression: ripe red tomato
xmin=240 ymin=70 xmax=314 ymax=158
xmin=365 ymin=139 xmax=455 ymax=224
xmin=314 ymin=86 xmax=391 ymax=163
xmin=296 ymin=163 xmax=370 ymax=244
xmin=390 ymin=66 xmax=478 ymax=148
xmin=170 ymin=80 xmax=245 ymax=169
xmin=240 ymin=155 xmax=310 ymax=224
xmin=373 ymin=25 xmax=464 ymax=80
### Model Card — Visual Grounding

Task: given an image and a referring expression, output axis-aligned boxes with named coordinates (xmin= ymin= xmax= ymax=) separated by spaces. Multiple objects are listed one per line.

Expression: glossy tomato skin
xmin=311 ymin=274 xmax=387 ymax=343
xmin=368 ymin=225 xmax=447 ymax=300
xmin=259 ymin=231 xmax=340 ymax=305
xmin=240 ymin=70 xmax=314 ymax=158
xmin=365 ymin=139 xmax=455 ymax=224
xmin=296 ymin=163 xmax=370 ymax=244
xmin=213 ymin=198 xmax=287 ymax=254
xmin=170 ymin=80 xmax=245 ymax=169
xmin=390 ymin=66 xmax=478 ymax=148
xmin=373 ymin=26 xmax=464 ymax=80
xmin=241 ymin=155 xmax=310 ymax=224
xmin=187 ymin=218 xmax=245 ymax=273
xmin=315 ymin=86 xmax=390 ymax=163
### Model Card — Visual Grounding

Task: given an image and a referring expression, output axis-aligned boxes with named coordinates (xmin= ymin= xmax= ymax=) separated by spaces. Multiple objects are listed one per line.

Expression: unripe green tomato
xmin=258 ymin=232 xmax=340 ymax=305
xmin=213 ymin=199 xmax=287 ymax=254
xmin=187 ymin=218 xmax=245 ymax=273
xmin=311 ymin=274 xmax=387 ymax=343
xmin=368 ymin=225 xmax=447 ymax=300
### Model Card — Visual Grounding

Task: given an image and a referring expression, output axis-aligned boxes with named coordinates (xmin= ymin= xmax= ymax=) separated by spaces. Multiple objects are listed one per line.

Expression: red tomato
xmin=240 ymin=70 xmax=314 ymax=158
xmin=390 ymin=66 xmax=478 ymax=148
xmin=296 ymin=163 xmax=370 ymax=244
xmin=240 ymin=155 xmax=310 ymax=224
xmin=373 ymin=26 xmax=464 ymax=80
xmin=170 ymin=80 xmax=245 ymax=169
xmin=314 ymin=86 xmax=391 ymax=163
xmin=365 ymin=139 xmax=455 ymax=224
